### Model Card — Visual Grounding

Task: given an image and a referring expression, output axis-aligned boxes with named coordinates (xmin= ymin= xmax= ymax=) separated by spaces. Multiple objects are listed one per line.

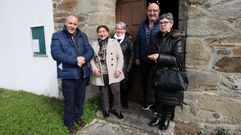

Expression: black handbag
xmin=152 ymin=67 xmax=188 ymax=91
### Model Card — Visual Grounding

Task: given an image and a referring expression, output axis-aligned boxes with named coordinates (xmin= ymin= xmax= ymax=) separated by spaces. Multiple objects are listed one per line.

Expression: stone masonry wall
xmin=52 ymin=0 xmax=117 ymax=100
xmin=52 ymin=0 xmax=116 ymax=42
xmin=52 ymin=0 xmax=241 ymax=134
xmin=175 ymin=0 xmax=241 ymax=134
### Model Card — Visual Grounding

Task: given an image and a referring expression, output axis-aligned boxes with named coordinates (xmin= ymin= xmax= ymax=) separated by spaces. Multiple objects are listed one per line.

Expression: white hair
xmin=115 ymin=22 xmax=126 ymax=29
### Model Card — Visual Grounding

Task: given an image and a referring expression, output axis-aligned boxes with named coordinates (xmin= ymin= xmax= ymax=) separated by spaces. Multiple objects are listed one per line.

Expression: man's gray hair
xmin=65 ymin=15 xmax=78 ymax=23
xmin=115 ymin=22 xmax=126 ymax=29
xmin=160 ymin=13 xmax=174 ymax=23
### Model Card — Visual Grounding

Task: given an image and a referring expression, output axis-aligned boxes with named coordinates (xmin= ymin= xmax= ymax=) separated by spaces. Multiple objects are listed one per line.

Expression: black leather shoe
xmin=75 ymin=119 xmax=86 ymax=127
xmin=111 ymin=111 xmax=124 ymax=119
xmin=159 ymin=117 xmax=171 ymax=130
xmin=148 ymin=116 xmax=161 ymax=127
xmin=102 ymin=111 xmax=109 ymax=118
xmin=68 ymin=127 xmax=76 ymax=133
xmin=122 ymin=104 xmax=129 ymax=109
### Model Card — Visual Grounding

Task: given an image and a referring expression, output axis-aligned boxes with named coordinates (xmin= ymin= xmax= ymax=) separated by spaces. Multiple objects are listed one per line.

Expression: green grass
xmin=0 ymin=88 xmax=100 ymax=135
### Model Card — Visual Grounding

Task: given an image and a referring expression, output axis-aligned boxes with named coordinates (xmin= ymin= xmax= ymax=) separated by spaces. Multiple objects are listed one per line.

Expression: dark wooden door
xmin=116 ymin=0 xmax=146 ymax=103
xmin=116 ymin=0 xmax=146 ymax=42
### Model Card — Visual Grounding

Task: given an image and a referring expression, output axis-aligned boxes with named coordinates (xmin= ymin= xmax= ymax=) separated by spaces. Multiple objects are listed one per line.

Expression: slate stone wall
xmin=52 ymin=0 xmax=241 ymax=134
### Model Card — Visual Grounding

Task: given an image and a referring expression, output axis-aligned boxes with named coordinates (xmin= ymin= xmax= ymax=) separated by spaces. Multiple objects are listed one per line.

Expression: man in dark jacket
xmin=51 ymin=15 xmax=93 ymax=133
xmin=134 ymin=3 xmax=160 ymax=110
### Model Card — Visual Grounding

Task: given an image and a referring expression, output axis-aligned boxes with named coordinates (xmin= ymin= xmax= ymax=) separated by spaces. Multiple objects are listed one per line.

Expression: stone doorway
xmin=116 ymin=0 xmax=146 ymax=104
xmin=116 ymin=0 xmax=181 ymax=104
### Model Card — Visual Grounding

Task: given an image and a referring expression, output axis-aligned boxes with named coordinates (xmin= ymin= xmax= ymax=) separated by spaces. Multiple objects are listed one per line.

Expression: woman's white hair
xmin=115 ymin=22 xmax=126 ymax=29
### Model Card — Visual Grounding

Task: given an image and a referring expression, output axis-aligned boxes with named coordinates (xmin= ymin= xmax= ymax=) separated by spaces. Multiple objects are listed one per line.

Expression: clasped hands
xmin=77 ymin=56 xmax=85 ymax=67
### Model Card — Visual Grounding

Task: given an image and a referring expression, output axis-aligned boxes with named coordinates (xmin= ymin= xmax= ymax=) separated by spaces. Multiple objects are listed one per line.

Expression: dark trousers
xmin=155 ymin=103 xmax=175 ymax=120
xmin=120 ymin=71 xmax=131 ymax=106
xmin=99 ymin=74 xmax=121 ymax=112
xmin=140 ymin=62 xmax=151 ymax=106
xmin=62 ymin=77 xmax=88 ymax=128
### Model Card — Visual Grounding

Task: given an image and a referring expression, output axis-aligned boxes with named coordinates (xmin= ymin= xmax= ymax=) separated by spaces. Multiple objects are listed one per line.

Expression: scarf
xmin=98 ymin=38 xmax=108 ymax=64
xmin=114 ymin=34 xmax=125 ymax=44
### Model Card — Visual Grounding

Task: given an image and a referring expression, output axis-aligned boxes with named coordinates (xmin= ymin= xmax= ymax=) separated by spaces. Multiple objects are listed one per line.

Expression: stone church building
xmin=53 ymin=0 xmax=241 ymax=134
xmin=0 ymin=0 xmax=240 ymax=134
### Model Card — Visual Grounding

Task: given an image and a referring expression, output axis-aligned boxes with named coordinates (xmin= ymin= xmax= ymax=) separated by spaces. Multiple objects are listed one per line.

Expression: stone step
xmin=78 ymin=102 xmax=175 ymax=135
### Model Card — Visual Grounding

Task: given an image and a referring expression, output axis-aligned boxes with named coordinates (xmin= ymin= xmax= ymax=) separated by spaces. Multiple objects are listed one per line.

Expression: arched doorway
xmin=116 ymin=0 xmax=180 ymax=103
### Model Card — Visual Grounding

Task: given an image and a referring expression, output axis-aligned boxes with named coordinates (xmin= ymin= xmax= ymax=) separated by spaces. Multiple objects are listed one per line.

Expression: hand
xmin=114 ymin=70 xmax=121 ymax=78
xmin=77 ymin=56 xmax=85 ymax=67
xmin=148 ymin=53 xmax=159 ymax=61
xmin=94 ymin=68 xmax=101 ymax=77
xmin=135 ymin=59 xmax=140 ymax=66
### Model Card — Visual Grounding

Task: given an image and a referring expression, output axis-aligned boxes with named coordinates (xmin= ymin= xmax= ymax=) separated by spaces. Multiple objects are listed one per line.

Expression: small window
xmin=31 ymin=26 xmax=46 ymax=56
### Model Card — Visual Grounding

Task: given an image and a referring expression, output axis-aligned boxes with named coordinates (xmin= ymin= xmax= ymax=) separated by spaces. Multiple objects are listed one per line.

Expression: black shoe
xmin=68 ymin=127 xmax=76 ymax=133
xmin=75 ymin=119 xmax=86 ymax=127
xmin=102 ymin=111 xmax=109 ymax=118
xmin=122 ymin=104 xmax=129 ymax=109
xmin=148 ymin=116 xmax=161 ymax=127
xmin=159 ymin=117 xmax=171 ymax=130
xmin=111 ymin=111 xmax=124 ymax=119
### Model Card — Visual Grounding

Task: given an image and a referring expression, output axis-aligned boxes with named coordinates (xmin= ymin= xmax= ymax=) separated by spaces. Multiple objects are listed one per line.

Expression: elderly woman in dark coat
xmin=147 ymin=13 xmax=185 ymax=130
xmin=111 ymin=22 xmax=134 ymax=109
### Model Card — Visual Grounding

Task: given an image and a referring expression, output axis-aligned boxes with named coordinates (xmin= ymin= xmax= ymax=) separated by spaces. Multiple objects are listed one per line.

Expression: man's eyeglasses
xmin=147 ymin=9 xmax=159 ymax=13
xmin=160 ymin=21 xmax=170 ymax=25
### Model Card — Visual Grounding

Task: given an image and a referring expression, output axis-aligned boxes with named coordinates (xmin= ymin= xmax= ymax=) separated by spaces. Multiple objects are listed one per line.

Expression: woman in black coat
xmin=147 ymin=13 xmax=185 ymax=130
xmin=111 ymin=22 xmax=134 ymax=109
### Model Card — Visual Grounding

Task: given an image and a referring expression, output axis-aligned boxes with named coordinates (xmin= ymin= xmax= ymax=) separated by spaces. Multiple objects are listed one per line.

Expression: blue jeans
xmin=62 ymin=77 xmax=88 ymax=128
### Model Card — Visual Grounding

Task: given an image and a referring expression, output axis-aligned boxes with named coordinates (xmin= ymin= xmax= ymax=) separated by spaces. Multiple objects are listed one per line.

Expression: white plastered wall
xmin=0 ymin=0 xmax=58 ymax=97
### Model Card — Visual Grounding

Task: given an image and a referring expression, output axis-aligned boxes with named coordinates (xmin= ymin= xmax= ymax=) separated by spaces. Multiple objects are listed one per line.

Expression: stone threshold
xmin=95 ymin=102 xmax=175 ymax=135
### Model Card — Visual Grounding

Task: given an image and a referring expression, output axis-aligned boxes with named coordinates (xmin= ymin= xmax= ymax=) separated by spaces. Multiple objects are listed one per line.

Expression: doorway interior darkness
xmin=146 ymin=0 xmax=179 ymax=29
xmin=116 ymin=0 xmax=180 ymax=104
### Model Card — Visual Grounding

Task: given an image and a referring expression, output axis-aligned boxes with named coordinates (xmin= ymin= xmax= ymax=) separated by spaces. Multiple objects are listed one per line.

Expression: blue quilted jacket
xmin=134 ymin=19 xmax=160 ymax=63
xmin=51 ymin=26 xmax=94 ymax=79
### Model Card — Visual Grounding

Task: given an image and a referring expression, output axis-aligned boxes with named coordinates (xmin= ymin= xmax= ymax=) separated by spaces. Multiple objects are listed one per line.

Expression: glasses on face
xmin=147 ymin=9 xmax=159 ymax=13
xmin=160 ymin=21 xmax=170 ymax=25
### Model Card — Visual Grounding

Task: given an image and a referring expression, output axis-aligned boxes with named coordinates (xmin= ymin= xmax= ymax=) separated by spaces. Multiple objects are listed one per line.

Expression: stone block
xmin=77 ymin=0 xmax=116 ymax=14
xmin=53 ymin=13 xmax=69 ymax=18
xmin=184 ymin=93 xmax=241 ymax=124
xmin=218 ymin=74 xmax=241 ymax=100
xmin=207 ymin=1 xmax=241 ymax=19
xmin=187 ymin=5 xmax=208 ymax=19
xmin=175 ymin=105 xmax=195 ymax=123
xmin=88 ymin=13 xmax=115 ymax=26
xmin=233 ymin=47 xmax=241 ymax=55
xmin=186 ymin=38 xmax=211 ymax=69
xmin=206 ymin=34 xmax=241 ymax=44
xmin=174 ymin=122 xmax=201 ymax=135
xmin=185 ymin=70 xmax=219 ymax=91
xmin=187 ymin=18 xmax=233 ymax=37
xmin=215 ymin=57 xmax=241 ymax=73
xmin=184 ymin=0 xmax=208 ymax=5
xmin=217 ymin=49 xmax=232 ymax=55
xmin=82 ymin=26 xmax=98 ymax=41
xmin=58 ymin=0 xmax=77 ymax=11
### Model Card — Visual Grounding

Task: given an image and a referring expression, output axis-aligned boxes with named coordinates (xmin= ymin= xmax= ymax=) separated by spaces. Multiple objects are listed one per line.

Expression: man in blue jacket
xmin=134 ymin=3 xmax=160 ymax=110
xmin=51 ymin=15 xmax=93 ymax=133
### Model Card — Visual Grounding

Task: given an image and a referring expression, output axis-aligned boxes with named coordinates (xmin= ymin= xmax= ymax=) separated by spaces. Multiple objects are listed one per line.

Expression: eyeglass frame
xmin=160 ymin=21 xmax=171 ymax=25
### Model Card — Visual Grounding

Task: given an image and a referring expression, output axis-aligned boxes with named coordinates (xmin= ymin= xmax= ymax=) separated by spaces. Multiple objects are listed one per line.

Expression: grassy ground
xmin=0 ymin=88 xmax=100 ymax=135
